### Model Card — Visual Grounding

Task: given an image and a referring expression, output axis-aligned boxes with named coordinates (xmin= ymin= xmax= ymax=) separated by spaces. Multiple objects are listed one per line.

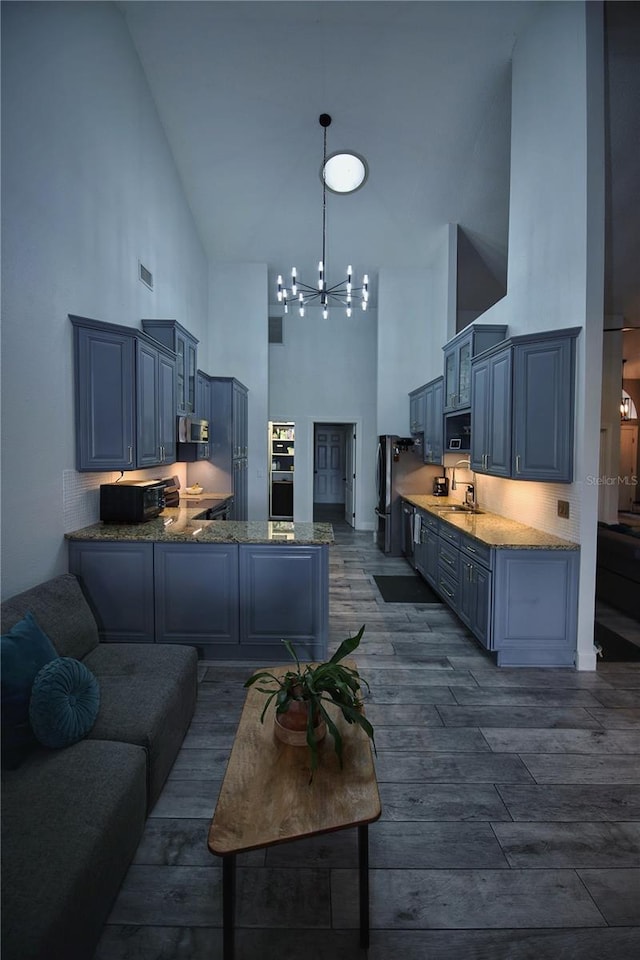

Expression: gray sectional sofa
xmin=1 ymin=573 xmax=199 ymax=960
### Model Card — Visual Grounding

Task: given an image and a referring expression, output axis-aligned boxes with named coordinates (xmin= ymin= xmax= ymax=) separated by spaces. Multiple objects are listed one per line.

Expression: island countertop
xmin=401 ymin=494 xmax=578 ymax=550
xmin=65 ymin=512 xmax=335 ymax=545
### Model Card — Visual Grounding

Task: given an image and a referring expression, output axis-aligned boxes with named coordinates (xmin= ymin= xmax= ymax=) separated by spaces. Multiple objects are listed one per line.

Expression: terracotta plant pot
xmin=274 ymin=699 xmax=326 ymax=746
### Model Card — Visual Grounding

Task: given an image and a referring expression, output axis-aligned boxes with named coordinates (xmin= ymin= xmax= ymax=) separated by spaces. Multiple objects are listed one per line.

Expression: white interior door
xmin=344 ymin=427 xmax=356 ymax=528
xmin=314 ymin=427 xmax=345 ymax=503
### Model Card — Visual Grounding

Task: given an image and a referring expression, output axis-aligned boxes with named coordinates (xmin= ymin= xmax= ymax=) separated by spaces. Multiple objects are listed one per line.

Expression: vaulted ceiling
xmin=119 ymin=1 xmax=639 ymax=327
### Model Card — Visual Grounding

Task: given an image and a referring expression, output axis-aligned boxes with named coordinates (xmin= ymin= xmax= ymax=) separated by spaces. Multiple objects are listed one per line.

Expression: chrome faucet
xmin=451 ymin=458 xmax=477 ymax=508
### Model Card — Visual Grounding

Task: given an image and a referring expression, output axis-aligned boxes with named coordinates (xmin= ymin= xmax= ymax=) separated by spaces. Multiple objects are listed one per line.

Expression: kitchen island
xmin=400 ymin=495 xmax=580 ymax=667
xmin=66 ymin=514 xmax=333 ymax=660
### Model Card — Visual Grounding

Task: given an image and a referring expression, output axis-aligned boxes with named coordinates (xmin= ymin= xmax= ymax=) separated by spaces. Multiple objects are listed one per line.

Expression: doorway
xmin=313 ymin=423 xmax=356 ymax=526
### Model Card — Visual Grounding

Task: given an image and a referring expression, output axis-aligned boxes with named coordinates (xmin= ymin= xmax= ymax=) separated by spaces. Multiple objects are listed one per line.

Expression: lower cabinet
xmin=415 ymin=510 xmax=440 ymax=587
xmin=68 ymin=540 xmax=328 ymax=660
xmin=68 ymin=541 xmax=155 ymax=642
xmin=409 ymin=510 xmax=579 ymax=666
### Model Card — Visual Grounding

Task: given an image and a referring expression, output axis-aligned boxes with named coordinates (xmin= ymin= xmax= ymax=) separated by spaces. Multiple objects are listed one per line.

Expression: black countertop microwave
xmin=100 ymin=479 xmax=165 ymax=523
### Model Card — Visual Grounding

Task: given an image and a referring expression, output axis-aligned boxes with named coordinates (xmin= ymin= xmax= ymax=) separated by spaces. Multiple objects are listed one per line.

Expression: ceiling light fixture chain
xmin=276 ymin=113 xmax=369 ymax=320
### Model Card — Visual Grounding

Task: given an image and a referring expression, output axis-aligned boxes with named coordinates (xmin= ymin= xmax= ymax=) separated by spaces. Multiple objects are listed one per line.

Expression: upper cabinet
xmin=141 ymin=319 xmax=198 ymax=416
xmin=423 ymin=377 xmax=444 ymax=465
xmin=210 ymin=377 xmax=249 ymax=520
xmin=71 ymin=315 xmax=176 ymax=472
xmin=471 ymin=327 xmax=580 ymax=482
xmin=443 ymin=324 xmax=508 ymax=413
xmin=409 ymin=384 xmax=426 ymax=436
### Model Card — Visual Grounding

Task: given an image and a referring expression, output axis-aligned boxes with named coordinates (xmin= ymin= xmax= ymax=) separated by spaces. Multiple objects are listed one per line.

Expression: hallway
xmin=96 ymin=522 xmax=640 ymax=959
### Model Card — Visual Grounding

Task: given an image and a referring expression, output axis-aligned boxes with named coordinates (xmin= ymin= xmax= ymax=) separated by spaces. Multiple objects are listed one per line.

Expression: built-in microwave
xmin=177 ymin=416 xmax=209 ymax=444
xmin=99 ymin=479 xmax=165 ymax=524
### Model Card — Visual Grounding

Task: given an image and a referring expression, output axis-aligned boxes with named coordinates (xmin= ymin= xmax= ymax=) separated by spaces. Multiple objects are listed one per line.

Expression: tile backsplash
xmin=440 ymin=454 xmax=579 ymax=542
xmin=63 ymin=466 xmax=188 ymax=532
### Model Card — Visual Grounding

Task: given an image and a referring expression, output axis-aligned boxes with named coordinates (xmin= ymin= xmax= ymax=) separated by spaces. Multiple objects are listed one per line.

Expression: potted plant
xmin=244 ymin=624 xmax=375 ymax=777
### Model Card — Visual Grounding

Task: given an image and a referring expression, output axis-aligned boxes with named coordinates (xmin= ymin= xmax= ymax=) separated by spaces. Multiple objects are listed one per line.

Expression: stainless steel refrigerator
xmin=375 ymin=435 xmax=435 ymax=555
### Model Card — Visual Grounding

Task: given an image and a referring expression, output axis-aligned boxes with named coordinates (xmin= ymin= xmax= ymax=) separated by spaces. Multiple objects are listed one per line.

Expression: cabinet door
xmin=136 ymin=340 xmax=160 ymax=468
xmin=238 ymin=545 xmax=328 ymax=659
xmin=154 ymin=544 xmax=239 ymax=651
xmin=512 ymin=337 xmax=575 ymax=482
xmin=443 ymin=346 xmax=458 ymax=412
xmin=424 ymin=378 xmax=444 ymax=463
xmin=74 ymin=325 xmax=135 ymax=471
xmin=232 ymin=458 xmax=248 ymax=520
xmin=68 ymin=542 xmax=155 ymax=642
xmin=472 ymin=564 xmax=492 ymax=648
xmin=232 ymin=381 xmax=248 ymax=458
xmin=487 ymin=349 xmax=512 ymax=477
xmin=457 ymin=339 xmax=472 ymax=407
xmin=409 ymin=387 xmax=426 ymax=435
xmin=470 ymin=358 xmax=490 ymax=472
xmin=158 ymin=351 xmax=176 ymax=463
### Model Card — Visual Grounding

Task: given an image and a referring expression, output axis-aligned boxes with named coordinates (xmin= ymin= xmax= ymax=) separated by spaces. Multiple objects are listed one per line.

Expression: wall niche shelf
xmin=269 ymin=421 xmax=294 ymax=519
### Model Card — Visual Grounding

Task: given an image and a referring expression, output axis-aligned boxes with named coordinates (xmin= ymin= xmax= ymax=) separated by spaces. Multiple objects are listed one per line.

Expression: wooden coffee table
xmin=208 ymin=663 xmax=381 ymax=959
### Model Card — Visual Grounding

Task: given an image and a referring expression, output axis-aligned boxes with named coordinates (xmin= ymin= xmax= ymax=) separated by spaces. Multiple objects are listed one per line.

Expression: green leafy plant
xmin=244 ymin=624 xmax=375 ymax=776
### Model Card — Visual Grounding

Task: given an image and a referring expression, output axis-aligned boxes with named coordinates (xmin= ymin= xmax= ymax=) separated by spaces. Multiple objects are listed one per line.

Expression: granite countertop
xmin=402 ymin=494 xmax=579 ymax=550
xmin=65 ymin=510 xmax=335 ymax=545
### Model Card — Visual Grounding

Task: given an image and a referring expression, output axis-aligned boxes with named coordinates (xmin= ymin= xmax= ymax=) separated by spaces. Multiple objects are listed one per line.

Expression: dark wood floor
xmin=95 ymin=522 xmax=640 ymax=959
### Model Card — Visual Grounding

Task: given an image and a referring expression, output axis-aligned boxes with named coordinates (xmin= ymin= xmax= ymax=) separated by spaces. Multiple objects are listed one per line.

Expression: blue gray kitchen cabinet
xmin=136 ymin=338 xmax=177 ymax=468
xmin=142 ymin=319 xmax=198 ymax=416
xmin=210 ymin=377 xmax=249 ymax=520
xmin=409 ymin=384 xmax=427 ymax=435
xmin=68 ymin=541 xmax=155 ymax=642
xmin=458 ymin=535 xmax=492 ymax=648
xmin=470 ymin=346 xmax=512 ymax=477
xmin=71 ymin=315 xmax=176 ymax=472
xmin=492 ymin=548 xmax=579 ymax=666
xmin=471 ymin=327 xmax=579 ymax=481
xmin=72 ymin=319 xmax=136 ymax=471
xmin=414 ymin=509 xmax=439 ymax=586
xmin=154 ymin=543 xmax=239 ymax=651
xmin=443 ymin=324 xmax=508 ymax=413
xmin=238 ymin=545 xmax=328 ymax=659
xmin=423 ymin=377 xmax=444 ymax=464
xmin=511 ymin=331 xmax=578 ymax=481
xmin=67 ymin=539 xmax=329 ymax=660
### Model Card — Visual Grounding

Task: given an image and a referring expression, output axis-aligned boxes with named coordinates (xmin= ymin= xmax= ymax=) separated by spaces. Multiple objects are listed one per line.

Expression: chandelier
xmin=276 ymin=113 xmax=369 ymax=319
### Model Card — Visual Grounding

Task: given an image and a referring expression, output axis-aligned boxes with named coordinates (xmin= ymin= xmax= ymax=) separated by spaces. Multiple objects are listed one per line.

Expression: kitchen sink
xmin=436 ymin=505 xmax=485 ymax=514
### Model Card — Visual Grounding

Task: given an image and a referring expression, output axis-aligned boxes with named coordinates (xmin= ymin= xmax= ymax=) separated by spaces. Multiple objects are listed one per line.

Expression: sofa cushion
xmin=1 ymin=738 xmax=147 ymax=960
xmin=29 ymin=657 xmax=100 ymax=749
xmin=88 ymin=674 xmax=197 ymax=810
xmin=84 ymin=640 xmax=198 ymax=681
xmin=1 ymin=612 xmax=59 ymax=769
xmin=0 ymin=573 xmax=99 ymax=660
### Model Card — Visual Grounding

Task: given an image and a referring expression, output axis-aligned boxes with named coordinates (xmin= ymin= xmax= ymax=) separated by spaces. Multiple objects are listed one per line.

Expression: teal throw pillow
xmin=29 ymin=657 xmax=100 ymax=749
xmin=1 ymin=611 xmax=59 ymax=768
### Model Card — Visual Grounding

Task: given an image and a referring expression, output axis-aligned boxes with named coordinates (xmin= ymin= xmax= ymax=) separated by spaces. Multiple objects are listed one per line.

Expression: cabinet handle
xmin=515 ymin=454 xmax=521 ymax=474
xmin=466 ymin=544 xmax=477 ymax=554
xmin=442 ymin=555 xmax=455 ymax=569
xmin=128 ymin=446 xmax=133 ymax=464
xmin=440 ymin=583 xmax=454 ymax=599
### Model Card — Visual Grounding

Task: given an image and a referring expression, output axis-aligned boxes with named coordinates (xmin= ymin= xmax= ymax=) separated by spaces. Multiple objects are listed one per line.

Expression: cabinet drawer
xmin=438 ymin=541 xmax=460 ymax=581
xmin=459 ymin=534 xmax=492 ymax=569
xmin=438 ymin=521 xmax=461 ymax=547
xmin=420 ymin=510 xmax=439 ymax=532
xmin=437 ymin=569 xmax=459 ymax=607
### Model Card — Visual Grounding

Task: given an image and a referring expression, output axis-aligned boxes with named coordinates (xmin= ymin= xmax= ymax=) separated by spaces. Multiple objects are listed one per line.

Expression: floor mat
xmin=373 ymin=575 xmax=442 ymax=604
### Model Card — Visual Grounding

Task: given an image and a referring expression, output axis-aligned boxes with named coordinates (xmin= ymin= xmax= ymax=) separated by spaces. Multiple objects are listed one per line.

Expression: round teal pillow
xmin=29 ymin=657 xmax=100 ymax=749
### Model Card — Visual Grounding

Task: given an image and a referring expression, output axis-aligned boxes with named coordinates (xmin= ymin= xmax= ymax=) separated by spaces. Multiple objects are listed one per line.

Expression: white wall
xmin=473 ymin=1 xmax=605 ymax=669
xmin=204 ymin=262 xmax=269 ymax=520
xmin=269 ymin=304 xmax=377 ymax=528
xmin=1 ymin=1 xmax=208 ymax=599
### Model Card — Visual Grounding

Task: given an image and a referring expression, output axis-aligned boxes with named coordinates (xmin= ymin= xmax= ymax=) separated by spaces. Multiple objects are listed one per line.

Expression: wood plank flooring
xmin=95 ymin=523 xmax=640 ymax=959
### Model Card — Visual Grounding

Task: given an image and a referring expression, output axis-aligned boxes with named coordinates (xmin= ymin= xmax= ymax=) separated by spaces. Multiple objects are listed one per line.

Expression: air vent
xmin=138 ymin=261 xmax=153 ymax=290
xmin=269 ymin=315 xmax=283 ymax=344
